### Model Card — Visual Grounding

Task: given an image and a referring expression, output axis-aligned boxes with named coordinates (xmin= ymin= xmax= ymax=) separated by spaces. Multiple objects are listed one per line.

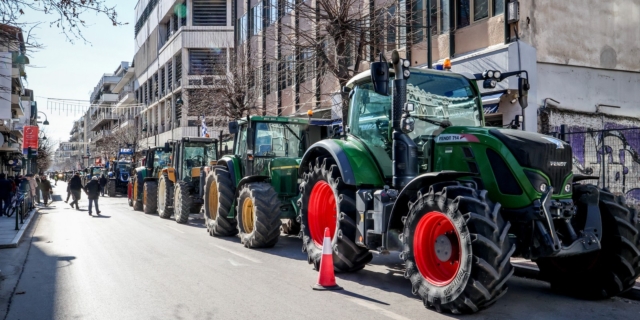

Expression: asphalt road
xmin=2 ymin=181 xmax=640 ymax=320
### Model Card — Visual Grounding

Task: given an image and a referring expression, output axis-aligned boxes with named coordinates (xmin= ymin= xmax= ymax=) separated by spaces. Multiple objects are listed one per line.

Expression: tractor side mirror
xmin=229 ymin=121 xmax=239 ymax=134
xmin=370 ymin=61 xmax=389 ymax=96
xmin=247 ymin=127 xmax=255 ymax=149
xmin=518 ymin=78 xmax=530 ymax=109
xmin=163 ymin=142 xmax=171 ymax=154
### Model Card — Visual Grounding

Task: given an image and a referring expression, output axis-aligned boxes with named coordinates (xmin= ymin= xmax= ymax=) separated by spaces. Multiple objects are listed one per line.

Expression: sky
xmin=23 ymin=0 xmax=136 ymax=147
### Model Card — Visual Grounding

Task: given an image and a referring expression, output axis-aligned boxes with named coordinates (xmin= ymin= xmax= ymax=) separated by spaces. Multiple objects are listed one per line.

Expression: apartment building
xmin=0 ymin=24 xmax=36 ymax=174
xmin=234 ymin=0 xmax=639 ymax=128
xmin=133 ymin=0 xmax=234 ymax=148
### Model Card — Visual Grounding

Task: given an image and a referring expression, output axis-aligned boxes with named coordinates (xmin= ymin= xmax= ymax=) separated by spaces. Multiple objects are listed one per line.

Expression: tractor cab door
xmin=235 ymin=123 xmax=250 ymax=176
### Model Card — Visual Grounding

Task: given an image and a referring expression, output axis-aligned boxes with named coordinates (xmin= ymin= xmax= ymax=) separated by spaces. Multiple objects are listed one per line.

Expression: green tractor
xmin=129 ymin=147 xmax=168 ymax=211
xmin=204 ymin=116 xmax=339 ymax=248
xmin=144 ymin=137 xmax=218 ymax=224
xmin=296 ymin=51 xmax=640 ymax=313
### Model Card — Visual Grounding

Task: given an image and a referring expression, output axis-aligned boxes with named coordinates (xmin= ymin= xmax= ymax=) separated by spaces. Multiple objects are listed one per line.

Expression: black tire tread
xmin=237 ymin=182 xmax=282 ymax=248
xmin=299 ymin=157 xmax=372 ymax=273
xmin=174 ymin=181 xmax=192 ymax=224
xmin=204 ymin=169 xmax=238 ymax=236
xmin=402 ymin=182 xmax=513 ymax=314
xmin=108 ymin=179 xmax=116 ymax=197
xmin=158 ymin=175 xmax=174 ymax=219
xmin=536 ymin=185 xmax=640 ymax=298
xmin=143 ymin=181 xmax=158 ymax=215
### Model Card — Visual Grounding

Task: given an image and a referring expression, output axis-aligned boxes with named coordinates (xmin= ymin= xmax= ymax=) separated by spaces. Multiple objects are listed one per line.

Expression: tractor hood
xmin=488 ymin=129 xmax=573 ymax=193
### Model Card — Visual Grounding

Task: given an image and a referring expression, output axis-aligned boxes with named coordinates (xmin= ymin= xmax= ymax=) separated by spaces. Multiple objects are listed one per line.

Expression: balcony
xmin=94 ymin=93 xmax=119 ymax=105
xmin=94 ymin=130 xmax=111 ymax=141
xmin=90 ymin=112 xmax=118 ymax=131
xmin=139 ymin=126 xmax=199 ymax=149
xmin=90 ymin=75 xmax=122 ymax=102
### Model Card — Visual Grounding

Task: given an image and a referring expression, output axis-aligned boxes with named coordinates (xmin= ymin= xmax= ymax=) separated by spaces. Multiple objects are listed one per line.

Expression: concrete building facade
xmin=133 ymin=0 xmax=234 ymax=147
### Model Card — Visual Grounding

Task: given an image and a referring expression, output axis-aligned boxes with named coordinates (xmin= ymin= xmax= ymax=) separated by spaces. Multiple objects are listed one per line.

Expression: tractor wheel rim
xmin=133 ymin=181 xmax=138 ymax=201
xmin=414 ymin=211 xmax=461 ymax=286
xmin=242 ymin=197 xmax=254 ymax=232
xmin=308 ymin=180 xmax=337 ymax=247
xmin=143 ymin=187 xmax=147 ymax=207
xmin=208 ymin=180 xmax=218 ymax=220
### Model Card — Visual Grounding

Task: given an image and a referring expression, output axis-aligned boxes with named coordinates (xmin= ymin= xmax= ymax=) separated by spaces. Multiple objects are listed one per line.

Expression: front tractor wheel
xmin=143 ymin=181 xmax=158 ymax=215
xmin=158 ymin=175 xmax=174 ymax=219
xmin=236 ymin=182 xmax=281 ymax=248
xmin=107 ymin=179 xmax=116 ymax=197
xmin=299 ymin=158 xmax=372 ymax=272
xmin=536 ymin=185 xmax=640 ymax=298
xmin=402 ymin=182 xmax=514 ymax=314
xmin=203 ymin=169 xmax=238 ymax=237
xmin=174 ymin=181 xmax=192 ymax=224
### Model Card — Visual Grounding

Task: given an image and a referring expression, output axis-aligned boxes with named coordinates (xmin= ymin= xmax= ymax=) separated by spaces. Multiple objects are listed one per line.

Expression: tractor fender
xmin=299 ymin=140 xmax=357 ymax=185
xmin=216 ymin=157 xmax=241 ymax=185
xmin=386 ymin=171 xmax=475 ymax=251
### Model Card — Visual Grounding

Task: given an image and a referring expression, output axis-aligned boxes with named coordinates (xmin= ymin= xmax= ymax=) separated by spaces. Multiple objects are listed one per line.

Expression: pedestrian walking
xmin=99 ymin=174 xmax=108 ymax=197
xmin=84 ymin=176 xmax=101 ymax=216
xmin=35 ymin=174 xmax=42 ymax=205
xmin=26 ymin=174 xmax=37 ymax=209
xmin=68 ymin=172 xmax=83 ymax=210
xmin=54 ymin=174 xmax=58 ymax=186
xmin=40 ymin=175 xmax=53 ymax=206
xmin=0 ymin=173 xmax=12 ymax=216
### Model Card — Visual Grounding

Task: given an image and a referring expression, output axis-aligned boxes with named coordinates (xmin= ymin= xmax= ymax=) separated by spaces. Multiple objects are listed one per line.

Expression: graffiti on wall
xmin=560 ymin=124 xmax=640 ymax=207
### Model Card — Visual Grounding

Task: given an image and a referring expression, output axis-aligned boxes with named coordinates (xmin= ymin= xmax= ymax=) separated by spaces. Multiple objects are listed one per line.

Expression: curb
xmin=513 ymin=263 xmax=640 ymax=293
xmin=0 ymin=208 xmax=38 ymax=249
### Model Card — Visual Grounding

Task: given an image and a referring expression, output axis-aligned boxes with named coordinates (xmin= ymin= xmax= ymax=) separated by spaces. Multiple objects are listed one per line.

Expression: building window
xmin=193 ymin=0 xmax=227 ymax=26
xmin=493 ymin=0 xmax=504 ymax=16
xmin=285 ymin=0 xmax=294 ymax=14
xmin=237 ymin=13 xmax=248 ymax=44
xmin=474 ymin=0 xmax=488 ymax=21
xmin=250 ymin=2 xmax=263 ymax=36
xmin=266 ymin=0 xmax=278 ymax=26
xmin=189 ymin=49 xmax=227 ymax=75
xmin=457 ymin=0 xmax=470 ymax=28
xmin=286 ymin=55 xmax=294 ymax=87
xmin=265 ymin=63 xmax=271 ymax=95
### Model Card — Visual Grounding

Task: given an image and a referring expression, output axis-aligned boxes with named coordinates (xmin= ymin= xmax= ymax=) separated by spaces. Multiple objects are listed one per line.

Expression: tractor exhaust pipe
xmin=390 ymin=51 xmax=419 ymax=189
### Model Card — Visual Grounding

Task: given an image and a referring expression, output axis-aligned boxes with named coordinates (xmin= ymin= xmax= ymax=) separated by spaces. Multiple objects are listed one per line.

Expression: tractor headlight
xmin=564 ymin=184 xmax=571 ymax=193
xmin=539 ymin=183 xmax=548 ymax=192
xmin=494 ymin=71 xmax=501 ymax=79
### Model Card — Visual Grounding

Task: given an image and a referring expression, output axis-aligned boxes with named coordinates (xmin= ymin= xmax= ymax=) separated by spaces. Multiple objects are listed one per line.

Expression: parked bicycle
xmin=6 ymin=191 xmax=29 ymax=219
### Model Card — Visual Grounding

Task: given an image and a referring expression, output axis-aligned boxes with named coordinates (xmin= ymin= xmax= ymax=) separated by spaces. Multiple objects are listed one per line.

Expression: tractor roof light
xmin=403 ymin=59 xmax=410 ymax=68
xmin=494 ymin=70 xmax=502 ymax=79
xmin=483 ymin=70 xmax=494 ymax=79
xmin=443 ymin=58 xmax=452 ymax=70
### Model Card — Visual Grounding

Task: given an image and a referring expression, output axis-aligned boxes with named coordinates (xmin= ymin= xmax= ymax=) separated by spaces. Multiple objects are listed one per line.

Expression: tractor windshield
xmin=254 ymin=122 xmax=306 ymax=158
xmin=348 ymin=70 xmax=482 ymax=177
xmin=181 ymin=142 xmax=217 ymax=180
xmin=154 ymin=150 xmax=170 ymax=169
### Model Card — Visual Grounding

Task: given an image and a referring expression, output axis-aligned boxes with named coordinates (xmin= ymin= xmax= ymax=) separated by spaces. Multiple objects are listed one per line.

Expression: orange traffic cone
xmin=313 ymin=227 xmax=343 ymax=291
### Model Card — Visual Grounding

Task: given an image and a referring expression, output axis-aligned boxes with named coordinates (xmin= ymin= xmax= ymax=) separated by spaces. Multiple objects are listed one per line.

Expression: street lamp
xmin=38 ymin=111 xmax=50 ymax=125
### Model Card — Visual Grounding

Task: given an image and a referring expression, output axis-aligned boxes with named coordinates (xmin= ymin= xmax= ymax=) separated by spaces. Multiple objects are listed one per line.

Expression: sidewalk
xmin=0 ymin=207 xmax=37 ymax=249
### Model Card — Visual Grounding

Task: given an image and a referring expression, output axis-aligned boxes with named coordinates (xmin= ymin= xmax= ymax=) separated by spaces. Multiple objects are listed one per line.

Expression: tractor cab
xmin=165 ymin=137 xmax=218 ymax=185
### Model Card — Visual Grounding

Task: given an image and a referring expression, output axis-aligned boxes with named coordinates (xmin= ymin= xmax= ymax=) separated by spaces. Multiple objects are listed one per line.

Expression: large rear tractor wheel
xmin=536 ymin=185 xmax=640 ymax=298
xmin=174 ymin=181 xmax=192 ymax=224
xmin=107 ymin=179 xmax=116 ymax=197
xmin=402 ymin=182 xmax=514 ymax=314
xmin=236 ymin=182 xmax=281 ymax=248
xmin=203 ymin=169 xmax=238 ymax=236
xmin=143 ymin=181 xmax=158 ymax=215
xmin=158 ymin=174 xmax=174 ymax=219
xmin=133 ymin=180 xmax=143 ymax=211
xmin=299 ymin=158 xmax=372 ymax=272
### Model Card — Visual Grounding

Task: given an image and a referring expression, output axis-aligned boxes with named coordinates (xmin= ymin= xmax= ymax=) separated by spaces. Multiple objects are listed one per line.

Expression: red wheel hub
xmin=308 ymin=180 xmax=337 ymax=246
xmin=414 ymin=211 xmax=461 ymax=286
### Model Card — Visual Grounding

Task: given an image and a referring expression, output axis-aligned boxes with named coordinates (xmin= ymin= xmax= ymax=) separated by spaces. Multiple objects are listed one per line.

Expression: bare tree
xmin=0 ymin=0 xmax=123 ymax=42
xmin=186 ymin=48 xmax=271 ymax=138
xmin=255 ymin=0 xmax=428 ymax=120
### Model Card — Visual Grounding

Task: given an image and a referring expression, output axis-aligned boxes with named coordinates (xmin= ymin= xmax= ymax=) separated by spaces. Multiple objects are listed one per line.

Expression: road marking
xmin=348 ymin=298 xmax=411 ymax=320
xmin=165 ymin=226 xmax=185 ymax=234
xmin=213 ymin=244 xmax=262 ymax=263
xmin=228 ymin=259 xmax=248 ymax=267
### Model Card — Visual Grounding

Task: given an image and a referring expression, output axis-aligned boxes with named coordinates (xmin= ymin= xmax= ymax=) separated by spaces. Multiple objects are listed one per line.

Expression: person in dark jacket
xmin=84 ymin=176 xmax=102 ymax=216
xmin=68 ymin=172 xmax=83 ymax=210
xmin=99 ymin=174 xmax=108 ymax=197
xmin=0 ymin=173 xmax=12 ymax=216
xmin=35 ymin=175 xmax=42 ymax=204
xmin=40 ymin=175 xmax=53 ymax=206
